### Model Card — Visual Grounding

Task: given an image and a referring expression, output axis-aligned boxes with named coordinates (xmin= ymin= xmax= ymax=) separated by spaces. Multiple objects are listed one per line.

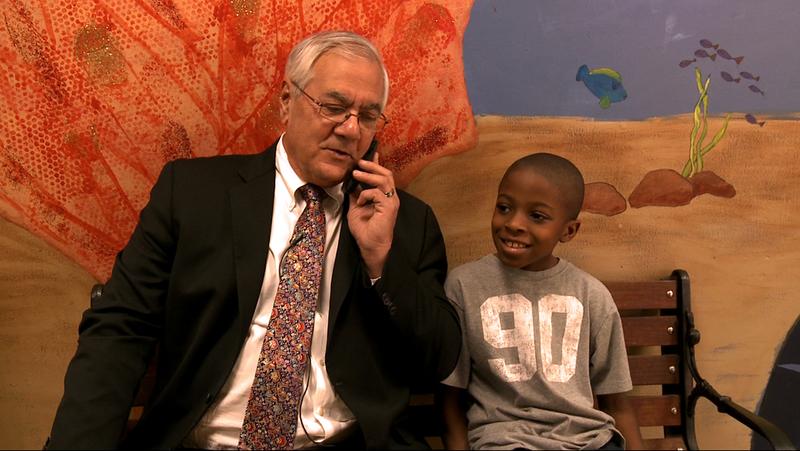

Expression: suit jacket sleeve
xmin=372 ymin=195 xmax=461 ymax=382
xmin=48 ymin=162 xmax=177 ymax=449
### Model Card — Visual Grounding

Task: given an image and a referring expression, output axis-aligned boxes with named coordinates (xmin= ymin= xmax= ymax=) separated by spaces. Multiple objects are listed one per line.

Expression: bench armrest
xmin=675 ymin=271 xmax=794 ymax=451
xmin=686 ymin=378 xmax=794 ymax=450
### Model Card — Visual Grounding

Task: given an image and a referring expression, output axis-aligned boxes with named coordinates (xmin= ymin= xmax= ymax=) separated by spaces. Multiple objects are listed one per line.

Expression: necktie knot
xmin=299 ymin=184 xmax=325 ymax=206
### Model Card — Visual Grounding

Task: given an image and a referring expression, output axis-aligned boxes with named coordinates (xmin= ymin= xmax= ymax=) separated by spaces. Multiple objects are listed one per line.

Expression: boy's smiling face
xmin=491 ymin=168 xmax=581 ymax=272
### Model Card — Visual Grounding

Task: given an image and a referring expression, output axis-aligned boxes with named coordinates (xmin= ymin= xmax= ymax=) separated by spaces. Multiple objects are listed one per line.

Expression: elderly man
xmin=49 ymin=30 xmax=460 ymax=450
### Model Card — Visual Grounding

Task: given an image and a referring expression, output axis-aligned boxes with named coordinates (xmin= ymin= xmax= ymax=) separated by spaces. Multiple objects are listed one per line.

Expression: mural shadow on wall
xmin=752 ymin=314 xmax=800 ymax=450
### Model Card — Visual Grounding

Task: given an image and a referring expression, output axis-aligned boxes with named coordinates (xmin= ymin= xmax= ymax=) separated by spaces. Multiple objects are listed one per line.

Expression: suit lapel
xmin=328 ymin=197 xmax=360 ymax=342
xmin=228 ymin=142 xmax=359 ymax=344
xmin=230 ymin=144 xmax=277 ymax=339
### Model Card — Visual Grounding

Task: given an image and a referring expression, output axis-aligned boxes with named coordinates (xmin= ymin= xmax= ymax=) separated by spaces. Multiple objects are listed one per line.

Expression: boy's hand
xmin=598 ymin=392 xmax=646 ymax=450
xmin=438 ymin=384 xmax=470 ymax=450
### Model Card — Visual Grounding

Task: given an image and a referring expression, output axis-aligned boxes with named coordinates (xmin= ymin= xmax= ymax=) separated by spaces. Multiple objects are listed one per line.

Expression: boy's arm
xmin=598 ymin=392 xmax=645 ymax=450
xmin=437 ymin=384 xmax=470 ymax=450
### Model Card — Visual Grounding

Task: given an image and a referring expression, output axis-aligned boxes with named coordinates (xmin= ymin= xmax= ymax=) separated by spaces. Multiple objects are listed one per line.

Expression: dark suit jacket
xmin=49 ymin=142 xmax=461 ymax=449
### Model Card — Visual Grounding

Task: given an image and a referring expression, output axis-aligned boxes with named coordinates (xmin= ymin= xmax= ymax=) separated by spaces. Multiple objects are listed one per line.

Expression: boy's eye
xmin=529 ymin=211 xmax=548 ymax=222
xmin=496 ymin=204 xmax=511 ymax=214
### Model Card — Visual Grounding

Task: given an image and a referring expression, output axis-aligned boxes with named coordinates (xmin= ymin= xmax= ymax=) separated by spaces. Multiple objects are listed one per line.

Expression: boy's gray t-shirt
xmin=443 ymin=255 xmax=632 ymax=450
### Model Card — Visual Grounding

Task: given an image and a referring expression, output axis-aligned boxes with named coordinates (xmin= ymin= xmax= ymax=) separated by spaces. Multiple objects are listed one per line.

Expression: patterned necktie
xmin=239 ymin=184 xmax=327 ymax=450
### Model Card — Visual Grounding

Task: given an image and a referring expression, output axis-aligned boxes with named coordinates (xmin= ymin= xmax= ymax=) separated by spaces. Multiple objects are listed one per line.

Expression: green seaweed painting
xmin=593 ymin=39 xmax=745 ymax=213
xmin=682 ymin=67 xmax=730 ymax=178
xmin=626 ymin=64 xmax=737 ymax=210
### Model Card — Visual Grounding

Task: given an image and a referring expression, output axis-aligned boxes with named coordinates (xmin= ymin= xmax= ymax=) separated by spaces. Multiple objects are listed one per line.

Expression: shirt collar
xmin=276 ymin=135 xmax=344 ymax=210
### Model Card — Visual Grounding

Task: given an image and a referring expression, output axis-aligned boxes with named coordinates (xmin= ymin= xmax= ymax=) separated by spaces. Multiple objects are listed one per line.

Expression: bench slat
xmin=643 ymin=436 xmax=686 ymax=450
xmin=630 ymin=395 xmax=682 ymax=427
xmin=629 ymin=354 xmax=680 ymax=386
xmin=605 ymin=280 xmax=679 ymax=310
xmin=621 ymin=316 xmax=679 ymax=346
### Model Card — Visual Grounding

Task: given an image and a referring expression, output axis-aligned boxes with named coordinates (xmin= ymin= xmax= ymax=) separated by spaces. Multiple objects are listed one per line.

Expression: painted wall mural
xmin=0 ymin=0 xmax=478 ymax=280
xmin=1 ymin=1 xmax=800 ymax=449
xmin=407 ymin=1 xmax=800 ymax=448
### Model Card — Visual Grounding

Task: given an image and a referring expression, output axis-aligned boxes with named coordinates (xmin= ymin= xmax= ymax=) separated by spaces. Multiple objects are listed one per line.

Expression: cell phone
xmin=344 ymin=139 xmax=378 ymax=194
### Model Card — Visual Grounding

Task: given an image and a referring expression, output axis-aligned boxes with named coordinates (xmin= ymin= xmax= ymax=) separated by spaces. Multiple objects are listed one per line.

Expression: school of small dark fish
xmin=679 ymin=39 xmax=766 ymax=127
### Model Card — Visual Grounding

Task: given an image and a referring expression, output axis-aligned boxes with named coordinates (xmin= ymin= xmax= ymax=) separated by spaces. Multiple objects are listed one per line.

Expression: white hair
xmin=285 ymin=30 xmax=389 ymax=109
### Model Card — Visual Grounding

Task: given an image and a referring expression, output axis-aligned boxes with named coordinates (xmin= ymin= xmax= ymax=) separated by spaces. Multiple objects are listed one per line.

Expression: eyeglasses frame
xmin=290 ymin=81 xmax=389 ymax=132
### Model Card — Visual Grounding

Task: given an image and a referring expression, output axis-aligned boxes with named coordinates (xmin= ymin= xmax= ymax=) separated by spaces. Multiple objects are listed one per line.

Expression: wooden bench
xmin=407 ymin=269 xmax=793 ymax=450
xmin=110 ymin=269 xmax=792 ymax=449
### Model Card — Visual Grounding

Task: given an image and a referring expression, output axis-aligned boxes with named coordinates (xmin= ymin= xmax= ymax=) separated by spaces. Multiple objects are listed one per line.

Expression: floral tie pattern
xmin=239 ymin=184 xmax=326 ymax=450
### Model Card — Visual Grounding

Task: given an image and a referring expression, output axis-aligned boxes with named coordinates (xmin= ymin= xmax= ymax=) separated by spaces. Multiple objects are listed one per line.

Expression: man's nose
xmin=334 ymin=114 xmax=362 ymax=139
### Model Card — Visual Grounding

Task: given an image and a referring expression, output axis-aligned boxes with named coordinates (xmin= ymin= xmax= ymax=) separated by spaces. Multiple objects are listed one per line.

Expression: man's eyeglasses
xmin=291 ymin=81 xmax=389 ymax=132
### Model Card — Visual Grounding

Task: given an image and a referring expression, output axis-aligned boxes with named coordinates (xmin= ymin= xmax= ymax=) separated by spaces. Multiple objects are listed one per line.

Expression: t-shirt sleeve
xmin=441 ymin=271 xmax=470 ymax=388
xmin=589 ymin=292 xmax=633 ymax=395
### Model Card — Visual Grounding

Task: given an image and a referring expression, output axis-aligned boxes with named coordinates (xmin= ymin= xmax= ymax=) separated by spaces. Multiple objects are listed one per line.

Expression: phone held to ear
xmin=344 ymin=139 xmax=378 ymax=195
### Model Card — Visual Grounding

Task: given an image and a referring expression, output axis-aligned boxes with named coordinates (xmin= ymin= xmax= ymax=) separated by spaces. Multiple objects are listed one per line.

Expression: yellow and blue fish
xmin=576 ymin=64 xmax=628 ymax=109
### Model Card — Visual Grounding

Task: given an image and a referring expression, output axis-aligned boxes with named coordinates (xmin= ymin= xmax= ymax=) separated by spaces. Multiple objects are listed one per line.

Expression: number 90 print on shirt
xmin=480 ymin=294 xmax=584 ymax=383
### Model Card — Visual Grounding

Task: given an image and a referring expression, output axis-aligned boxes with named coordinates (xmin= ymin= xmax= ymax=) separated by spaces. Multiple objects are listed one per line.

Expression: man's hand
xmin=346 ymin=152 xmax=399 ymax=279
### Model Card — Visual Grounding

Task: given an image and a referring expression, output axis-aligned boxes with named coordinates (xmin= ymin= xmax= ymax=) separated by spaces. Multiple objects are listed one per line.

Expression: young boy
xmin=440 ymin=153 xmax=643 ymax=450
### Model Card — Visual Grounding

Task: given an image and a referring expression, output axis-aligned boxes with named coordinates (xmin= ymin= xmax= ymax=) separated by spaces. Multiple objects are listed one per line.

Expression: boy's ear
xmin=559 ymin=219 xmax=581 ymax=243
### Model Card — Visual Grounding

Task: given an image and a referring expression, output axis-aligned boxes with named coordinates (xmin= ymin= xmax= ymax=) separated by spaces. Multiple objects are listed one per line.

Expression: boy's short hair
xmin=502 ymin=153 xmax=585 ymax=219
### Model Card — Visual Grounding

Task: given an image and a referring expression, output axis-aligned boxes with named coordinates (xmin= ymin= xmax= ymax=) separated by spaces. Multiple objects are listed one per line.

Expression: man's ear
xmin=278 ymin=81 xmax=291 ymax=125
xmin=559 ymin=219 xmax=581 ymax=243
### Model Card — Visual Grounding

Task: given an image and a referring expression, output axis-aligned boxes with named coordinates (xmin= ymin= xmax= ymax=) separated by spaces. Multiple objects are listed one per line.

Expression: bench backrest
xmin=606 ymin=273 xmax=690 ymax=450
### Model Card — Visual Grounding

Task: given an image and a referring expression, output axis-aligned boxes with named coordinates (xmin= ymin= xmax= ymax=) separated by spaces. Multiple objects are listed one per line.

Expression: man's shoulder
xmin=158 ymin=149 xmax=275 ymax=189
xmin=396 ymin=189 xmax=430 ymax=212
xmin=169 ymin=151 xmax=266 ymax=173
xmin=394 ymin=190 xmax=438 ymax=231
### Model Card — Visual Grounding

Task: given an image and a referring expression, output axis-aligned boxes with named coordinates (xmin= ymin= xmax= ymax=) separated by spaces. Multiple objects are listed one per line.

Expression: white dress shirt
xmin=184 ymin=136 xmax=356 ymax=449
